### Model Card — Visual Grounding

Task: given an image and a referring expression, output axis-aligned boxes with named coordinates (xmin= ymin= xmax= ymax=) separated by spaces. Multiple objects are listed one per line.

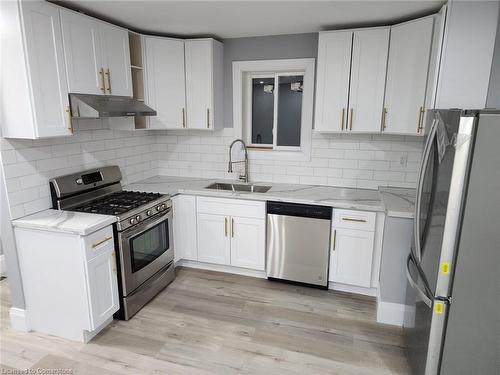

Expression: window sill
xmin=248 ymin=147 xmax=311 ymax=162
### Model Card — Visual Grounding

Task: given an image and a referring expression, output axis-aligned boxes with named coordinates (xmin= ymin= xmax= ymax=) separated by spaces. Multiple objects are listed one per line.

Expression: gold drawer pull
xmin=224 ymin=217 xmax=228 ymax=237
xmin=92 ymin=236 xmax=112 ymax=249
xmin=231 ymin=218 xmax=235 ymax=238
xmin=332 ymin=229 xmax=337 ymax=251
xmin=342 ymin=217 xmax=367 ymax=223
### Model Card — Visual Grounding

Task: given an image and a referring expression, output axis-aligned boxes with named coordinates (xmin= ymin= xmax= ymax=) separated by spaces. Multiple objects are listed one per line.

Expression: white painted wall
xmin=0 ymin=119 xmax=158 ymax=219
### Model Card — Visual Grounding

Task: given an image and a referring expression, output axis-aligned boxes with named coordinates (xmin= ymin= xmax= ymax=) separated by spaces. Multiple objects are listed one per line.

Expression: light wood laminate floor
xmin=1 ymin=267 xmax=410 ymax=374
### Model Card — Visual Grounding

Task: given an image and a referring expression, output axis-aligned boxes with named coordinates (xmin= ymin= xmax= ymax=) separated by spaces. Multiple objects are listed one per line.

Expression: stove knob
xmin=146 ymin=210 xmax=152 ymax=216
xmin=136 ymin=215 xmax=141 ymax=221
xmin=156 ymin=205 xmax=161 ymax=211
xmin=160 ymin=204 xmax=166 ymax=210
xmin=129 ymin=218 xmax=136 ymax=225
xmin=75 ymin=178 xmax=83 ymax=185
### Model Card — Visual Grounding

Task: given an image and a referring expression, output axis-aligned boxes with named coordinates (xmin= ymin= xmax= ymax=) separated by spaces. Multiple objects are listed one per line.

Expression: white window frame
xmin=233 ymin=58 xmax=315 ymax=161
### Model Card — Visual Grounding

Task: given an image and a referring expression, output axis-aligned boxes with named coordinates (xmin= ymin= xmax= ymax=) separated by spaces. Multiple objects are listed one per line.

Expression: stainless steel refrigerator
xmin=404 ymin=109 xmax=500 ymax=375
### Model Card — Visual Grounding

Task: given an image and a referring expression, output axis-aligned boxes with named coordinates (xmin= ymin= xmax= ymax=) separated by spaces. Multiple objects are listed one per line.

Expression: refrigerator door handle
xmin=406 ymin=254 xmax=433 ymax=308
xmin=414 ymin=120 xmax=438 ymax=262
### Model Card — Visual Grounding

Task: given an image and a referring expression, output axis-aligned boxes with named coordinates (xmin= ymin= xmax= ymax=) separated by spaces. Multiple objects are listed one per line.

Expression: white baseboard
xmin=176 ymin=260 xmax=267 ymax=279
xmin=376 ymin=300 xmax=409 ymax=326
xmin=9 ymin=307 xmax=29 ymax=332
xmin=329 ymin=281 xmax=378 ymax=297
xmin=0 ymin=254 xmax=6 ymax=277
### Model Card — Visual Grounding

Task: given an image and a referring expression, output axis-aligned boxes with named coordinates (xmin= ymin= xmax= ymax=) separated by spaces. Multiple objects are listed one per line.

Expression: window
xmin=233 ymin=59 xmax=315 ymax=161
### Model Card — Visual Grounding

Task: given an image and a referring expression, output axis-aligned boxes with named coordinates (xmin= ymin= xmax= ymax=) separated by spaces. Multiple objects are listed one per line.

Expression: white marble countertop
xmin=126 ymin=175 xmax=416 ymax=214
xmin=12 ymin=209 xmax=116 ymax=236
xmin=379 ymin=187 xmax=416 ymax=219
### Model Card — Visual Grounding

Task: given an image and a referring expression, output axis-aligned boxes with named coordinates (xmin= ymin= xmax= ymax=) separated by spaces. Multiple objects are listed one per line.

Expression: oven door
xmin=118 ymin=209 xmax=174 ymax=296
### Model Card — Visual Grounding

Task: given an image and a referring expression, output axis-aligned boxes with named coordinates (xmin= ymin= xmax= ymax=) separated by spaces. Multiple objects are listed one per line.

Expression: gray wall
xmin=222 ymin=33 xmax=318 ymax=127
xmin=486 ymin=9 xmax=500 ymax=108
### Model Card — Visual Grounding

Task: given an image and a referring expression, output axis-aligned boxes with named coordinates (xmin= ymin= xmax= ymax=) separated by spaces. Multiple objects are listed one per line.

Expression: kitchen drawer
xmin=197 ymin=196 xmax=265 ymax=219
xmin=84 ymin=226 xmax=114 ymax=261
xmin=332 ymin=209 xmax=376 ymax=232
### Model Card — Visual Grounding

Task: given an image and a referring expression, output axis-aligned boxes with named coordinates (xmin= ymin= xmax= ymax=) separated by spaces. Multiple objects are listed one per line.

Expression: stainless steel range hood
xmin=69 ymin=94 xmax=157 ymax=118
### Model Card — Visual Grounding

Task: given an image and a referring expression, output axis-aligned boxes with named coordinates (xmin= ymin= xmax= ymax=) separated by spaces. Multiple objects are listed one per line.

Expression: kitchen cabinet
xmin=1 ymin=0 xmax=72 ymax=138
xmin=185 ymin=39 xmax=224 ymax=129
xmin=196 ymin=197 xmax=265 ymax=271
xmin=383 ymin=16 xmax=434 ymax=135
xmin=197 ymin=213 xmax=231 ymax=265
xmin=13 ymin=223 xmax=119 ymax=342
xmin=60 ymin=9 xmax=132 ymax=96
xmin=144 ymin=37 xmax=186 ymax=129
xmin=314 ymin=27 xmax=389 ymax=133
xmin=348 ymin=28 xmax=389 ymax=133
xmin=172 ymin=195 xmax=197 ymax=261
xmin=329 ymin=209 xmax=376 ymax=288
xmin=314 ymin=31 xmax=352 ymax=132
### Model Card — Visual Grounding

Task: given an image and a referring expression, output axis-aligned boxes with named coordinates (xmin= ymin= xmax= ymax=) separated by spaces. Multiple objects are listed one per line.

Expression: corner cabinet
xmin=185 ymin=39 xmax=224 ymax=130
xmin=60 ymin=8 xmax=132 ymax=96
xmin=314 ymin=27 xmax=389 ymax=133
xmin=1 ymin=0 xmax=72 ymax=139
xmin=195 ymin=197 xmax=265 ymax=271
xmin=329 ymin=209 xmax=376 ymax=288
xmin=13 ymin=224 xmax=119 ymax=342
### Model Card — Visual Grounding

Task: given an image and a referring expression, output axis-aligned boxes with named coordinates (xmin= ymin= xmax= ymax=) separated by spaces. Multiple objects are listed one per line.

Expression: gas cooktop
xmin=73 ymin=191 xmax=163 ymax=215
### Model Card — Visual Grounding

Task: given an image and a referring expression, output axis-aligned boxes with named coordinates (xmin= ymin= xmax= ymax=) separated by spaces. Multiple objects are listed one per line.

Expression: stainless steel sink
xmin=205 ymin=182 xmax=272 ymax=193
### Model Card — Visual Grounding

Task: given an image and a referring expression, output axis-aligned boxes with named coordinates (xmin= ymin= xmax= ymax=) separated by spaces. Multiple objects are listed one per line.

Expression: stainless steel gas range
xmin=49 ymin=166 xmax=174 ymax=320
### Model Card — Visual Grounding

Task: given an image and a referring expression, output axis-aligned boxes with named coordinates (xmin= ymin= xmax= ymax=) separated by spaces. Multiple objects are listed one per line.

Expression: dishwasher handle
xmin=267 ymin=201 xmax=332 ymax=220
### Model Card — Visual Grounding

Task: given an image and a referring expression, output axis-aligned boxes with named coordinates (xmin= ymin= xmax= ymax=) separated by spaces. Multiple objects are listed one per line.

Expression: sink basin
xmin=205 ymin=182 xmax=272 ymax=193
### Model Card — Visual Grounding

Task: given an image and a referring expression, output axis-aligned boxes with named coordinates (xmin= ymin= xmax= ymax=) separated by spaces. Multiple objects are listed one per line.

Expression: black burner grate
xmin=73 ymin=191 xmax=163 ymax=216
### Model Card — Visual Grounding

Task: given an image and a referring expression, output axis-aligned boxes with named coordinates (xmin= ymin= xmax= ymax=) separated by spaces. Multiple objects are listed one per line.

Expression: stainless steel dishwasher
xmin=266 ymin=201 xmax=332 ymax=288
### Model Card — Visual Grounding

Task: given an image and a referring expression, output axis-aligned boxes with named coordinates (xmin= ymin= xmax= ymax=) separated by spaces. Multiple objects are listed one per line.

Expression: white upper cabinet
xmin=1 ymin=0 xmax=71 ymax=139
xmin=60 ymin=9 xmax=104 ymax=95
xmin=99 ymin=22 xmax=132 ymax=96
xmin=383 ymin=17 xmax=434 ymax=135
xmin=314 ymin=31 xmax=352 ymax=132
xmin=60 ymin=9 xmax=132 ymax=96
xmin=348 ymin=28 xmax=389 ymax=133
xmin=185 ymin=39 xmax=224 ymax=129
xmin=144 ymin=37 xmax=186 ymax=129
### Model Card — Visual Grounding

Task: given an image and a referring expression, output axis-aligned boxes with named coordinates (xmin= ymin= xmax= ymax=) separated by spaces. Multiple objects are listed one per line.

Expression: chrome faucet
xmin=228 ymin=139 xmax=249 ymax=183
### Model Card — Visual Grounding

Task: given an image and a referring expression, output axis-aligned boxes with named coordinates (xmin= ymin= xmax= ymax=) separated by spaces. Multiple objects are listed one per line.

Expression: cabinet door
xmin=185 ymin=40 xmax=213 ymax=129
xmin=145 ymin=37 xmax=186 ymax=129
xmin=197 ymin=213 xmax=230 ymax=265
xmin=173 ymin=195 xmax=197 ymax=261
xmin=21 ymin=1 xmax=71 ymax=137
xmin=60 ymin=9 xmax=104 ymax=95
xmin=85 ymin=248 xmax=119 ymax=329
xmin=314 ymin=31 xmax=352 ymax=132
xmin=384 ymin=17 xmax=434 ymax=135
xmin=230 ymin=217 xmax=265 ymax=271
xmin=348 ymin=28 xmax=389 ymax=133
xmin=100 ymin=23 xmax=132 ymax=96
xmin=329 ymin=228 xmax=374 ymax=287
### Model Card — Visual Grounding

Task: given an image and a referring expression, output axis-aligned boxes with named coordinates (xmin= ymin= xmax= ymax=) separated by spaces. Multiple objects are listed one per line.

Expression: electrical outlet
xmin=400 ymin=154 xmax=408 ymax=167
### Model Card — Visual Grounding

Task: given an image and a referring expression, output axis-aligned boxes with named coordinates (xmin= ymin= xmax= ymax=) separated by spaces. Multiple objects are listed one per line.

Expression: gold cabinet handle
xmin=341 ymin=108 xmax=345 ymax=131
xmin=206 ymin=108 xmax=210 ymax=128
xmin=112 ymin=250 xmax=117 ymax=273
xmin=224 ymin=217 xmax=228 ymax=237
xmin=349 ymin=108 xmax=353 ymax=130
xmin=182 ymin=108 xmax=186 ymax=128
xmin=231 ymin=218 xmax=235 ymax=238
xmin=92 ymin=236 xmax=113 ymax=249
xmin=332 ymin=229 xmax=337 ymax=251
xmin=381 ymin=108 xmax=387 ymax=131
xmin=417 ymin=106 xmax=425 ymax=132
xmin=342 ymin=217 xmax=367 ymax=223
xmin=65 ymin=106 xmax=73 ymax=134
xmin=99 ymin=68 xmax=106 ymax=93
xmin=105 ymin=68 xmax=112 ymax=94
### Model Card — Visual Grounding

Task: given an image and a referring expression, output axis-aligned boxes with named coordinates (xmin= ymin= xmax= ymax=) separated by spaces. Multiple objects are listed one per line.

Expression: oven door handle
xmin=120 ymin=209 xmax=172 ymax=239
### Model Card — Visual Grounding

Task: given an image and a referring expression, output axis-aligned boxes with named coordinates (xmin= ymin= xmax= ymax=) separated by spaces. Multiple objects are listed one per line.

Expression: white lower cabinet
xmin=329 ymin=209 xmax=376 ymax=288
xmin=192 ymin=197 xmax=265 ymax=271
xmin=197 ymin=213 xmax=231 ymax=265
xmin=13 ymin=224 xmax=119 ymax=342
xmin=173 ymin=195 xmax=197 ymax=261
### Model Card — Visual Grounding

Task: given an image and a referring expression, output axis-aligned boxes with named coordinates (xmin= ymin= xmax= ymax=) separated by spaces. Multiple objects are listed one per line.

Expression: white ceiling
xmin=54 ymin=1 xmax=445 ymax=39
